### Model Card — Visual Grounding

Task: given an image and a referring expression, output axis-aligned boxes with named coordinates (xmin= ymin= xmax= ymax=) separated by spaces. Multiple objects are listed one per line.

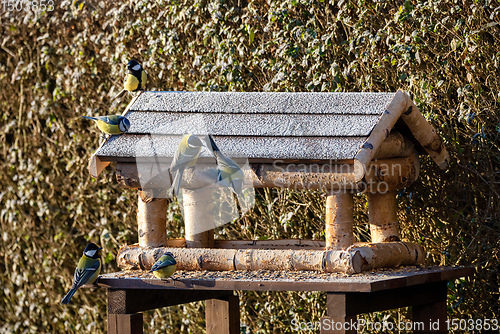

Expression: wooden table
xmin=96 ymin=266 xmax=473 ymax=334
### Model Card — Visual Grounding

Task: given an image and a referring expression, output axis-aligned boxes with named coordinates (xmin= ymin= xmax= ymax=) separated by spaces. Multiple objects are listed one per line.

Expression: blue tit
xmin=149 ymin=252 xmax=177 ymax=280
xmin=114 ymin=60 xmax=148 ymax=99
xmin=206 ymin=135 xmax=244 ymax=197
xmin=81 ymin=115 xmax=131 ymax=135
xmin=169 ymin=134 xmax=204 ymax=196
xmin=61 ymin=243 xmax=102 ymax=304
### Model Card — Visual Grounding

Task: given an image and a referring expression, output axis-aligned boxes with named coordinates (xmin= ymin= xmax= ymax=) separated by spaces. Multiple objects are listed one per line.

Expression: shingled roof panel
xmin=125 ymin=111 xmax=381 ymax=137
xmin=129 ymin=91 xmax=396 ymax=115
xmin=96 ymin=135 xmax=366 ymax=162
xmin=89 ymin=90 xmax=450 ymax=178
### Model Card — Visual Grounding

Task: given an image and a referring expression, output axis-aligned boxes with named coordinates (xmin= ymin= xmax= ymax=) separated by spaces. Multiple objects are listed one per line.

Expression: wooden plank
xmin=99 ymin=276 xmax=374 ymax=293
xmin=98 ymin=267 xmax=472 ymax=293
xmin=440 ymin=266 xmax=475 ymax=281
xmin=206 ymin=294 xmax=240 ymax=334
xmin=108 ymin=313 xmax=143 ymax=334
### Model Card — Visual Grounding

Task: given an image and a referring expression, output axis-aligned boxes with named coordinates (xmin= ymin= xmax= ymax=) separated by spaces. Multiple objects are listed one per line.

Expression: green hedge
xmin=1 ymin=0 xmax=499 ymax=332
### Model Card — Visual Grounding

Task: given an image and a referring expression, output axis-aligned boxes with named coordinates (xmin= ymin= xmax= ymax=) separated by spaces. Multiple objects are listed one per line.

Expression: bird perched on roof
xmin=81 ymin=115 xmax=131 ymax=135
xmin=61 ymin=243 xmax=102 ymax=304
xmin=113 ymin=60 xmax=148 ymax=100
xmin=206 ymin=135 xmax=244 ymax=198
xmin=149 ymin=252 xmax=177 ymax=280
xmin=168 ymin=134 xmax=204 ymax=197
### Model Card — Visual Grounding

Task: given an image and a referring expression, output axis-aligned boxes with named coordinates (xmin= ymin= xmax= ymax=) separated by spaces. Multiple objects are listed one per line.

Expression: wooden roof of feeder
xmin=89 ymin=90 xmax=449 ymax=183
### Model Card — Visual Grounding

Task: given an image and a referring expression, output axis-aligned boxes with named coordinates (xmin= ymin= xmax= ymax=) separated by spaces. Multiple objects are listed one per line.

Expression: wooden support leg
xmin=319 ymin=281 xmax=448 ymax=334
xmin=320 ymin=293 xmax=357 ymax=334
xmin=368 ymin=190 xmax=399 ymax=242
xmin=107 ymin=289 xmax=232 ymax=333
xmin=108 ymin=313 xmax=143 ymax=334
xmin=325 ymin=191 xmax=354 ymax=250
xmin=206 ymin=293 xmax=240 ymax=334
xmin=413 ymin=281 xmax=448 ymax=333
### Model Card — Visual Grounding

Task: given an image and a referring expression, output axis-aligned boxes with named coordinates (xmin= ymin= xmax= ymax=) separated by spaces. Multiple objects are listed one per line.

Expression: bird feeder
xmin=89 ymin=90 xmax=448 ymax=274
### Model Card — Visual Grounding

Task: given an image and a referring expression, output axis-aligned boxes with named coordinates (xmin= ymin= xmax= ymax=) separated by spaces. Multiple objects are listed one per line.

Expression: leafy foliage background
xmin=1 ymin=0 xmax=499 ymax=333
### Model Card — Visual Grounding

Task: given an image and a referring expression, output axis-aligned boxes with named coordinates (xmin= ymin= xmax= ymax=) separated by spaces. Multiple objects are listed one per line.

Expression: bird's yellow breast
xmin=77 ymin=256 xmax=102 ymax=284
xmin=95 ymin=120 xmax=123 ymax=135
xmin=152 ymin=264 xmax=176 ymax=279
xmin=124 ymin=74 xmax=140 ymax=91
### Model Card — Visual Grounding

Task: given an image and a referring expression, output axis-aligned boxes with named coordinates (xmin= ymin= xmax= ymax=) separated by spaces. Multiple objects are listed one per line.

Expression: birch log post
xmin=183 ymin=188 xmax=215 ymax=248
xmin=325 ymin=191 xmax=354 ymax=249
xmin=368 ymin=190 xmax=399 ymax=242
xmin=137 ymin=191 xmax=168 ymax=247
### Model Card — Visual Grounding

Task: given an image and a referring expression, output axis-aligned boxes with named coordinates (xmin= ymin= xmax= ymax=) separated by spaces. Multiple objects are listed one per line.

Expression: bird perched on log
xmin=61 ymin=243 xmax=102 ymax=304
xmin=113 ymin=60 xmax=148 ymax=100
xmin=168 ymin=134 xmax=204 ymax=197
xmin=81 ymin=115 xmax=131 ymax=135
xmin=149 ymin=252 xmax=177 ymax=280
xmin=206 ymin=134 xmax=244 ymax=198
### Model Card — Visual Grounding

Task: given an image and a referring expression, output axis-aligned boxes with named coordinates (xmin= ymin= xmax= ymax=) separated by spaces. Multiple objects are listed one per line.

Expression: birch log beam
xmin=116 ymin=242 xmax=425 ymax=274
xmin=349 ymin=242 xmax=425 ymax=271
xmin=114 ymin=152 xmax=418 ymax=193
xmin=137 ymin=191 xmax=168 ymax=247
xmin=325 ymin=191 xmax=354 ymax=250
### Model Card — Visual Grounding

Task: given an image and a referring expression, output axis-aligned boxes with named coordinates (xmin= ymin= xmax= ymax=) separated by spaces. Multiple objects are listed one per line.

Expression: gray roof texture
xmin=89 ymin=90 xmax=450 ymax=181
xmin=95 ymin=91 xmax=395 ymax=162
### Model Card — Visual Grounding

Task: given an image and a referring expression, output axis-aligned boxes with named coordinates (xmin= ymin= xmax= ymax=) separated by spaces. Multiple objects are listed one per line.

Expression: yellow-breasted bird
xmin=61 ymin=243 xmax=102 ymax=304
xmin=206 ymin=134 xmax=244 ymax=197
xmin=114 ymin=60 xmax=148 ymax=99
xmin=169 ymin=134 xmax=204 ymax=196
xmin=81 ymin=115 xmax=131 ymax=135
xmin=149 ymin=252 xmax=177 ymax=280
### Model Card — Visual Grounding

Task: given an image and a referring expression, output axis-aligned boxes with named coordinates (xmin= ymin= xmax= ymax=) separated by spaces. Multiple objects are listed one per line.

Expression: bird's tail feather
xmin=170 ymin=170 xmax=183 ymax=197
xmin=81 ymin=116 xmax=97 ymax=121
xmin=61 ymin=288 xmax=77 ymax=304
xmin=207 ymin=134 xmax=220 ymax=153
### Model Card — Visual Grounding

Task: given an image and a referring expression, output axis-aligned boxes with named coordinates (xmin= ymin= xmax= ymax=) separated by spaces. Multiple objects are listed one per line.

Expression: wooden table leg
xmin=320 ymin=281 xmax=449 ymax=334
xmin=320 ymin=293 xmax=357 ymax=334
xmin=206 ymin=293 xmax=240 ymax=334
xmin=108 ymin=313 xmax=143 ymax=334
xmin=413 ymin=281 xmax=448 ymax=333
xmin=107 ymin=289 xmax=232 ymax=334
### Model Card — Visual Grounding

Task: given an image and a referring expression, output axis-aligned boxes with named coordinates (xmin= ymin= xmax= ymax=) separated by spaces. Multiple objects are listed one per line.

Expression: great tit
xmin=61 ymin=243 xmax=102 ymax=304
xmin=149 ymin=252 xmax=177 ymax=280
xmin=169 ymin=134 xmax=204 ymax=196
xmin=206 ymin=135 xmax=244 ymax=197
xmin=81 ymin=115 xmax=131 ymax=135
xmin=114 ymin=60 xmax=148 ymax=99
